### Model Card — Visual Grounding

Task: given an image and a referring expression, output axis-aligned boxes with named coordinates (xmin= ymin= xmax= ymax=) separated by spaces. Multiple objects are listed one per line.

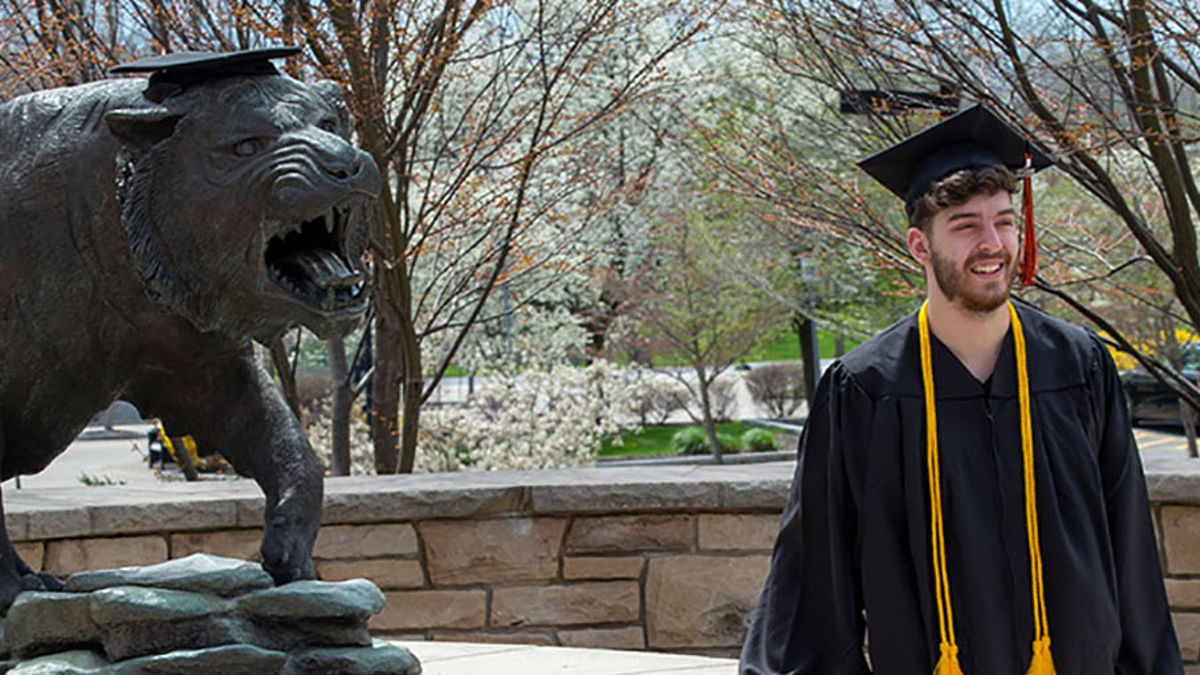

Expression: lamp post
xmin=838 ymin=86 xmax=959 ymax=116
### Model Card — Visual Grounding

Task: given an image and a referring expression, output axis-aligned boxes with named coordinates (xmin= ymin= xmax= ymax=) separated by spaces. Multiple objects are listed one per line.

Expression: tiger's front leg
xmin=0 ymin=420 xmax=65 ymax=613
xmin=130 ymin=343 xmax=322 ymax=585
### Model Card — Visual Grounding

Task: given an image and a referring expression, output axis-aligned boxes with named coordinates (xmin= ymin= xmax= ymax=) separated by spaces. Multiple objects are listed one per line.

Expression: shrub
xmin=707 ymin=375 xmax=740 ymax=423
xmin=303 ymin=396 xmax=376 ymax=476
xmin=671 ymin=426 xmax=709 ymax=455
xmin=631 ymin=374 xmax=690 ymax=425
xmin=416 ymin=359 xmax=642 ymax=472
xmin=296 ymin=368 xmax=333 ymax=413
xmin=741 ymin=427 xmax=780 ymax=452
xmin=672 ymin=426 xmax=744 ymax=455
xmin=745 ymin=364 xmax=804 ymax=418
xmin=716 ymin=431 xmax=744 ymax=453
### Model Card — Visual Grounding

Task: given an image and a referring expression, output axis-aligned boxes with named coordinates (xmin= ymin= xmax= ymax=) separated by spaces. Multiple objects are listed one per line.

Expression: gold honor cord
xmin=1011 ymin=305 xmax=1055 ymax=675
xmin=918 ymin=301 xmax=1055 ymax=674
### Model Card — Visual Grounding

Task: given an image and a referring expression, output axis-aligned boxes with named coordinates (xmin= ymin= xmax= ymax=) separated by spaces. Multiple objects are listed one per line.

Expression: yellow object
xmin=918 ymin=301 xmax=1055 ymax=674
xmin=933 ymin=643 xmax=963 ymax=675
xmin=181 ymin=436 xmax=199 ymax=464
xmin=1101 ymin=328 xmax=1198 ymax=372
xmin=1027 ymin=636 xmax=1055 ymax=674
xmin=918 ymin=303 xmax=961 ymax=674
xmin=156 ymin=420 xmax=200 ymax=466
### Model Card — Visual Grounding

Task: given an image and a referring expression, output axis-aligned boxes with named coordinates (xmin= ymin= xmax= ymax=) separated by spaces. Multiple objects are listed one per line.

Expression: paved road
xmin=1133 ymin=425 xmax=1198 ymax=455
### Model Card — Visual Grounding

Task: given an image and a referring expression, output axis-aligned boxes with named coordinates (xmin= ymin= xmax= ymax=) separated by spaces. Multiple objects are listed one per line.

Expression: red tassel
xmin=1019 ymin=152 xmax=1037 ymax=286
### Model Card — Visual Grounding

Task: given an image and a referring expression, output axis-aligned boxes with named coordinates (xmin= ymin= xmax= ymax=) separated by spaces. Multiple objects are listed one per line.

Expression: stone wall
xmin=1148 ymin=450 xmax=1200 ymax=670
xmin=5 ymin=464 xmax=785 ymax=658
xmin=7 ymin=450 xmax=1200 ymax=663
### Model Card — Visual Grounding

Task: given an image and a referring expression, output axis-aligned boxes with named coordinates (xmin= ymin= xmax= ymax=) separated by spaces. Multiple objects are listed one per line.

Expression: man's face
xmin=909 ymin=191 xmax=1018 ymax=314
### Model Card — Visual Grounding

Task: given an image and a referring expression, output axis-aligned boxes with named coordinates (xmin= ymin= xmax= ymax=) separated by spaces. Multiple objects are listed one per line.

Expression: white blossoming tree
xmin=417 ymin=359 xmax=641 ymax=472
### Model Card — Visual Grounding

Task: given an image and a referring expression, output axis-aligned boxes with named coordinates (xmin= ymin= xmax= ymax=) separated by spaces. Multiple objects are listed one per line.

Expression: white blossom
xmin=416 ymin=359 xmax=642 ymax=472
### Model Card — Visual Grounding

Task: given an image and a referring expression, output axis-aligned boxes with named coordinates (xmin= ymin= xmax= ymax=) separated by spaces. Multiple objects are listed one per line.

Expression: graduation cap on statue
xmin=857 ymin=105 xmax=1054 ymax=284
xmin=110 ymin=47 xmax=301 ymax=103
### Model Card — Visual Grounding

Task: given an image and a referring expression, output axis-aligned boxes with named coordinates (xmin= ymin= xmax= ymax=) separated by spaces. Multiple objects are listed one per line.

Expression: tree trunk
xmin=371 ymin=265 xmax=425 ymax=475
xmin=695 ymin=366 xmax=723 ymax=465
xmin=1180 ymin=396 xmax=1198 ymax=459
xmin=399 ymin=363 xmax=423 ymax=474
xmin=371 ymin=313 xmax=402 ymax=474
xmin=269 ymin=335 xmax=302 ymax=420
xmin=395 ymin=297 xmax=424 ymax=474
xmin=794 ymin=313 xmax=819 ymax=410
xmin=328 ymin=335 xmax=352 ymax=476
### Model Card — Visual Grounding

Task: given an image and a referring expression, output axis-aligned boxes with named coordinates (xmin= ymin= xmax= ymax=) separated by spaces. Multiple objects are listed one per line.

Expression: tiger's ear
xmin=311 ymin=80 xmax=354 ymax=135
xmin=105 ymin=107 xmax=182 ymax=153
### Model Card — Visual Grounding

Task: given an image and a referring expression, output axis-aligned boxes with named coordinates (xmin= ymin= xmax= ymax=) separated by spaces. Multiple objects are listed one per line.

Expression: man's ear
xmin=105 ymin=108 xmax=182 ymax=154
xmin=907 ymin=226 xmax=931 ymax=266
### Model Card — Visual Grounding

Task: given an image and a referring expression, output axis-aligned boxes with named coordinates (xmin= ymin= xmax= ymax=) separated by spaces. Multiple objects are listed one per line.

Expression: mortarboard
xmin=856 ymin=104 xmax=1054 ymax=284
xmin=110 ymin=47 xmax=301 ymax=103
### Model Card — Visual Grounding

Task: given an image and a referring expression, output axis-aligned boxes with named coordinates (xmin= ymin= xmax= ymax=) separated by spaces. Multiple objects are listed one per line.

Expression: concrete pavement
xmin=0 ymin=425 xmax=222 ymax=491
xmin=1134 ymin=426 xmax=1199 ymax=455
xmin=402 ymin=641 xmax=736 ymax=674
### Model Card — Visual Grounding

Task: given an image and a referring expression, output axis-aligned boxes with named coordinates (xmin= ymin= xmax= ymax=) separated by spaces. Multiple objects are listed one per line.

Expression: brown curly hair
xmin=910 ymin=166 xmax=1017 ymax=231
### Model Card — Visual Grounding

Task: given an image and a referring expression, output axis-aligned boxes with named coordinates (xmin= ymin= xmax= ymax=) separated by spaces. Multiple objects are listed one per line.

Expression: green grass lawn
xmin=649 ymin=330 xmax=858 ymax=368
xmin=448 ymin=329 xmax=862 ymax=375
xmin=740 ymin=330 xmax=859 ymax=363
xmin=599 ymin=421 xmax=758 ymax=457
xmin=445 ymin=329 xmax=865 ymax=379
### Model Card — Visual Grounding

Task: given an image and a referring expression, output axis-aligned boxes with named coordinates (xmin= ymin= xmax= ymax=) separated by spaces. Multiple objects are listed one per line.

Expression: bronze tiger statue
xmin=0 ymin=49 xmax=379 ymax=611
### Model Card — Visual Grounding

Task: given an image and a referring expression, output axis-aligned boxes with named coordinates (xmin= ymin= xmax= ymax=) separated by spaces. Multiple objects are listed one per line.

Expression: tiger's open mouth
xmin=264 ymin=203 xmax=367 ymax=314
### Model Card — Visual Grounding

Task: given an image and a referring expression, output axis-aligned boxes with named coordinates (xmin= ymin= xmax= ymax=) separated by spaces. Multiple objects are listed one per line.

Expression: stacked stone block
xmin=0 ymin=554 xmax=418 ymax=674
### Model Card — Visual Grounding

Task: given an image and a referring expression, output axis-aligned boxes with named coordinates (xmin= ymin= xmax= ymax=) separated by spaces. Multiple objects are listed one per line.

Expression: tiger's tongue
xmin=278 ymin=249 xmax=360 ymax=289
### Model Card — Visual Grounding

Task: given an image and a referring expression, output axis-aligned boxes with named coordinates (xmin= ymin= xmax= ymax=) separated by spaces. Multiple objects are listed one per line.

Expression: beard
xmin=930 ymin=247 xmax=1013 ymax=314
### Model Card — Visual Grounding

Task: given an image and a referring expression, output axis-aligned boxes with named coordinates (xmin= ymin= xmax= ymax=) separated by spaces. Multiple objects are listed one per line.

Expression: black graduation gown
xmin=740 ymin=305 xmax=1182 ymax=674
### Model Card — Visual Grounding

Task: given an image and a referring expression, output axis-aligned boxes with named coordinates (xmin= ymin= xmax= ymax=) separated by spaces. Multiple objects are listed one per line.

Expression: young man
xmin=739 ymin=106 xmax=1182 ymax=674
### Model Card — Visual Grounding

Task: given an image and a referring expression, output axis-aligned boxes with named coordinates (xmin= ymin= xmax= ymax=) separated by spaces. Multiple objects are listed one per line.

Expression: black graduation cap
xmin=857 ymin=104 xmax=1054 ymax=284
xmin=857 ymin=104 xmax=1053 ymax=217
xmin=110 ymin=47 xmax=301 ymax=102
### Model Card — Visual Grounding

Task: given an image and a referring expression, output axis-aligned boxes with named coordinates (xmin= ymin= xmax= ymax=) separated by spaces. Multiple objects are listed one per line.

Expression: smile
xmin=970 ymin=262 xmax=1004 ymax=275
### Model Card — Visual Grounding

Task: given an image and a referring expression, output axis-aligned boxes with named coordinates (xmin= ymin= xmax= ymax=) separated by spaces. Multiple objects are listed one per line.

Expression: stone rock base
xmin=0 ymin=554 xmax=419 ymax=674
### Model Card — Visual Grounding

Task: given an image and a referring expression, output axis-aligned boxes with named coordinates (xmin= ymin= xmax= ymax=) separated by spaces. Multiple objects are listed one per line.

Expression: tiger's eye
xmin=234 ymin=138 xmax=262 ymax=157
xmin=318 ymin=118 xmax=338 ymax=133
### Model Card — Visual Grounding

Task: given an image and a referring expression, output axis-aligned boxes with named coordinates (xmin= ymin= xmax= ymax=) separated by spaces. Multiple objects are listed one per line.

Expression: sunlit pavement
xmin=1134 ymin=426 xmax=1199 ymax=455
xmin=402 ymin=641 xmax=735 ymax=674
xmin=0 ymin=426 xmax=213 ymax=491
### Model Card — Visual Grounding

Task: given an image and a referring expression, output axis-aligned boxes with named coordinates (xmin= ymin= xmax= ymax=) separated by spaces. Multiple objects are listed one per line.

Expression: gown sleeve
xmin=740 ymin=362 xmax=872 ymax=674
xmin=1090 ymin=338 xmax=1183 ymax=674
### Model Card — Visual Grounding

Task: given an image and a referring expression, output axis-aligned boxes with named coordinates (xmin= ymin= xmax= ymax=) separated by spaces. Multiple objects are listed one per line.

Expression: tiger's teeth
xmin=327 ymin=209 xmax=336 ymax=234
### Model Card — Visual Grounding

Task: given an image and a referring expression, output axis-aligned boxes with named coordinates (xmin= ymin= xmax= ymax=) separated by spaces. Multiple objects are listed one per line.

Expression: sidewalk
xmin=0 ymin=425 xmax=207 ymax=491
xmin=403 ymin=641 xmax=736 ymax=674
